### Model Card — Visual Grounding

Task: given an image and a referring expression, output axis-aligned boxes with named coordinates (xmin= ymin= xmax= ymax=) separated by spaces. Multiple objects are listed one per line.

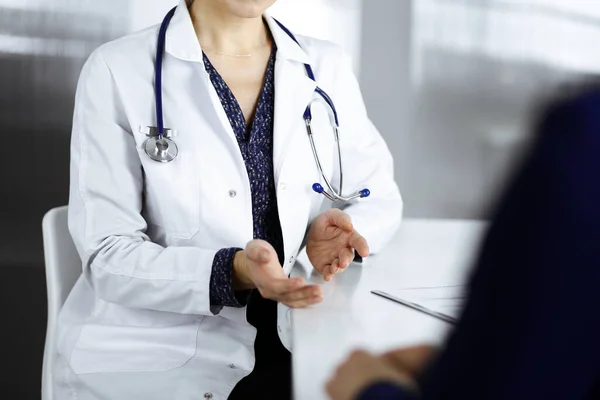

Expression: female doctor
xmin=56 ymin=0 xmax=402 ymax=399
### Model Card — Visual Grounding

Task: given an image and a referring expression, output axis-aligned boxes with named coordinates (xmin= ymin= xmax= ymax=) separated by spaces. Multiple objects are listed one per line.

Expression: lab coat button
xmin=278 ymin=325 xmax=282 ymax=333
xmin=229 ymin=190 xmax=237 ymax=198
xmin=289 ymin=256 xmax=294 ymax=264
xmin=204 ymin=393 xmax=213 ymax=399
xmin=229 ymin=363 xmax=236 ymax=369
xmin=280 ymin=182 xmax=287 ymax=190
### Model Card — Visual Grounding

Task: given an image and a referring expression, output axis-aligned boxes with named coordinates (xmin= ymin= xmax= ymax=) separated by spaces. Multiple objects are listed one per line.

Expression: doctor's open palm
xmin=307 ymin=209 xmax=370 ymax=281
xmin=234 ymin=240 xmax=324 ymax=308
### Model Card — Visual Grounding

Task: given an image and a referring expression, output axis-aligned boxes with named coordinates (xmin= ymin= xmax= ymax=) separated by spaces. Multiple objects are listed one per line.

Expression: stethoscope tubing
xmin=148 ymin=6 xmax=370 ymax=202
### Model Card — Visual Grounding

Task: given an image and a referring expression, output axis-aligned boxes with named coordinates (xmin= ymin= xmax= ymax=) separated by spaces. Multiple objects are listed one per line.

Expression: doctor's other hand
xmin=326 ymin=350 xmax=418 ymax=400
xmin=233 ymin=240 xmax=323 ymax=308
xmin=306 ymin=209 xmax=369 ymax=281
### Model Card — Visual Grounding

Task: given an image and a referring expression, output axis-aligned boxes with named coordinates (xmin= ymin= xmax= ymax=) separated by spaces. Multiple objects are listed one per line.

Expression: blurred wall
xmin=0 ymin=1 xmax=130 ymax=268
xmin=0 ymin=1 xmax=130 ymax=396
xmin=360 ymin=0 xmax=600 ymax=219
xmin=269 ymin=0 xmax=362 ymax=74
xmin=359 ymin=0 xmax=413 ymax=216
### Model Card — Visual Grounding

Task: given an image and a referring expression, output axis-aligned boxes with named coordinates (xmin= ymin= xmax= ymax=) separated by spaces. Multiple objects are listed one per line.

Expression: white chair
xmin=41 ymin=206 xmax=82 ymax=400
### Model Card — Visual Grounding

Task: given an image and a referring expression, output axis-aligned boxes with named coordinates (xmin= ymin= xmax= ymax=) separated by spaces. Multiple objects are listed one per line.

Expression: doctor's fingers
xmin=326 ymin=258 xmax=340 ymax=277
xmin=259 ymin=276 xmax=306 ymax=297
xmin=260 ymin=280 xmax=322 ymax=306
xmin=348 ymin=231 xmax=369 ymax=258
xmin=278 ymin=285 xmax=324 ymax=308
xmin=245 ymin=239 xmax=277 ymax=263
xmin=331 ymin=248 xmax=355 ymax=274
xmin=326 ymin=209 xmax=354 ymax=232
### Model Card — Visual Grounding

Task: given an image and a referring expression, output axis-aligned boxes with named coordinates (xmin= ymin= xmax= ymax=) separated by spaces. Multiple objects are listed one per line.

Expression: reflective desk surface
xmin=291 ymin=218 xmax=488 ymax=400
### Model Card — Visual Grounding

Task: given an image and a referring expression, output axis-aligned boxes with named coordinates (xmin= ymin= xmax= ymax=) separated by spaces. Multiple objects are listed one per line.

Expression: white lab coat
xmin=54 ymin=1 xmax=403 ymax=399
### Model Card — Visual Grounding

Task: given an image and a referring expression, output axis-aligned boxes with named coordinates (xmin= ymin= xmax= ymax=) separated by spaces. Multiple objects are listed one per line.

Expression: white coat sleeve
xmin=329 ymin=48 xmax=403 ymax=255
xmin=68 ymin=49 xmax=217 ymax=315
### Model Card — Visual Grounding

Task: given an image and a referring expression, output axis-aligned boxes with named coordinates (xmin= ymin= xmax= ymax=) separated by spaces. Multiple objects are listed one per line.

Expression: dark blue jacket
xmin=359 ymin=88 xmax=600 ymax=400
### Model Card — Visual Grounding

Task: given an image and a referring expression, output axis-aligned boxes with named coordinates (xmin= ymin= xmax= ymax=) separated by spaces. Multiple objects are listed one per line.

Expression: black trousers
xmin=228 ymin=291 xmax=292 ymax=400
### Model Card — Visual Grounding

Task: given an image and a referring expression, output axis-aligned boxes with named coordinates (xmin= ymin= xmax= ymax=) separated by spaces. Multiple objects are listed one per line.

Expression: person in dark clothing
xmin=327 ymin=85 xmax=600 ymax=400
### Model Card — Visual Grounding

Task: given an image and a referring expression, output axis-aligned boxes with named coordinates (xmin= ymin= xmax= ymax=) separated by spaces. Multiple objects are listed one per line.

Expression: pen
xmin=371 ymin=290 xmax=458 ymax=324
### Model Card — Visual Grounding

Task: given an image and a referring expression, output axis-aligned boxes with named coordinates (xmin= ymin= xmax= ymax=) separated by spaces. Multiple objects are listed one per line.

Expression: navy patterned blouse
xmin=206 ymin=45 xmax=284 ymax=307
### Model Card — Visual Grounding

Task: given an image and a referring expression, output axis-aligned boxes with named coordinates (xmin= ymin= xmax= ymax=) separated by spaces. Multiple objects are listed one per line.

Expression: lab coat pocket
xmin=133 ymin=128 xmax=201 ymax=239
xmin=277 ymin=302 xmax=293 ymax=351
xmin=69 ymin=319 xmax=201 ymax=375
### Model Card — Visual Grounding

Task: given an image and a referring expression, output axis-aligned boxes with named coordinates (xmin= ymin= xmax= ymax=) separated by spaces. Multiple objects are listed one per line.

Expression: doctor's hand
xmin=233 ymin=240 xmax=324 ymax=308
xmin=306 ymin=209 xmax=369 ymax=281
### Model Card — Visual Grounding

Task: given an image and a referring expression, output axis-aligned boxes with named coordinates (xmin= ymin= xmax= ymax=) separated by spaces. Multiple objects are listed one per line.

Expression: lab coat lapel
xmin=272 ymin=57 xmax=317 ymax=185
xmin=266 ymin=15 xmax=317 ymax=184
xmin=165 ymin=1 xmax=246 ymax=169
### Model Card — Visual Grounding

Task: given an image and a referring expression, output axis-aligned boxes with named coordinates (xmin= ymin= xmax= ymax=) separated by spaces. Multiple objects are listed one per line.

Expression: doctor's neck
xmin=189 ymin=0 xmax=272 ymax=56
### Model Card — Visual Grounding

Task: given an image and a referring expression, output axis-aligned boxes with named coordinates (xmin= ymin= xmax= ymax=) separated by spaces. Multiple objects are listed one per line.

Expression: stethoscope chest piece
xmin=144 ymin=136 xmax=178 ymax=163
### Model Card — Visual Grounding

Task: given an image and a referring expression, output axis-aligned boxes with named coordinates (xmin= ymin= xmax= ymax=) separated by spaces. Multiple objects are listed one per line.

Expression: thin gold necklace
xmin=201 ymin=42 xmax=271 ymax=58
xmin=202 ymin=48 xmax=253 ymax=58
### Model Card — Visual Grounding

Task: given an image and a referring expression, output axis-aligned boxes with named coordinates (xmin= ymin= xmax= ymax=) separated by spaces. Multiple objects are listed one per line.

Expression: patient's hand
xmin=381 ymin=345 xmax=438 ymax=377
xmin=326 ymin=350 xmax=418 ymax=400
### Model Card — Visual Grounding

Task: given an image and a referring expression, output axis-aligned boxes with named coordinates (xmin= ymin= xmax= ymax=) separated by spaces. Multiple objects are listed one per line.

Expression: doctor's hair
xmin=186 ymin=0 xmax=195 ymax=5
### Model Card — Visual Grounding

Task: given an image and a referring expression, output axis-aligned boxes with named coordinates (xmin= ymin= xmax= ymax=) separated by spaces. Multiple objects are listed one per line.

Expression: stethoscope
xmin=144 ymin=6 xmax=370 ymax=202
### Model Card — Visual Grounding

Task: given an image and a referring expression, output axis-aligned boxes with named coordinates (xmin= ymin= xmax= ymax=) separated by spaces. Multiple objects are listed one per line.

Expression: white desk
xmin=290 ymin=219 xmax=488 ymax=400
